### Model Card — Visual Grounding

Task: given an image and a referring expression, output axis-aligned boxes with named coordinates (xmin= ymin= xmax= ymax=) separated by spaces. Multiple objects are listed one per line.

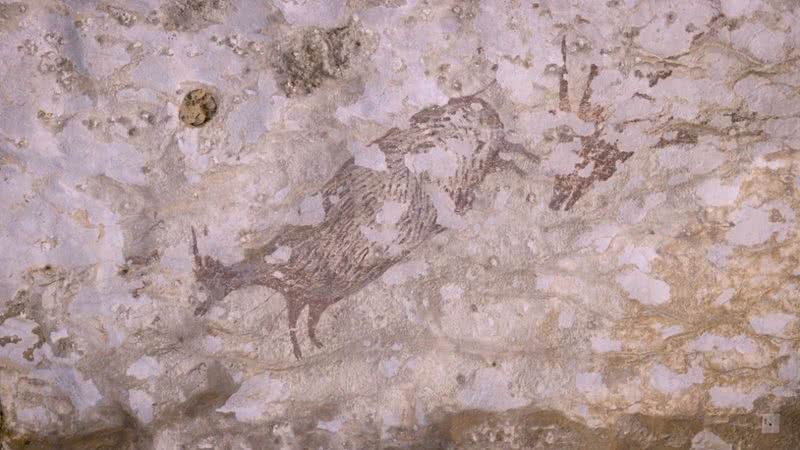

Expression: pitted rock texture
xmin=275 ymin=19 xmax=377 ymax=96
xmin=179 ymin=88 xmax=218 ymax=127
xmin=1 ymin=0 xmax=799 ymax=449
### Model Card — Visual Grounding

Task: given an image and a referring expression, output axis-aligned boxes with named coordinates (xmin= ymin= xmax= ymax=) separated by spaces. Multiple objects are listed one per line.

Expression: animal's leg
xmin=491 ymin=158 xmax=526 ymax=177
xmin=307 ymin=300 xmax=333 ymax=349
xmin=194 ymin=298 xmax=211 ymax=316
xmin=287 ymin=300 xmax=303 ymax=359
xmin=502 ymin=141 xmax=540 ymax=164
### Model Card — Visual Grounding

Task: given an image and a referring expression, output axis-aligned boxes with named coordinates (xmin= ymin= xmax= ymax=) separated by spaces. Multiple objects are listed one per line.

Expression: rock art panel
xmin=0 ymin=0 xmax=799 ymax=448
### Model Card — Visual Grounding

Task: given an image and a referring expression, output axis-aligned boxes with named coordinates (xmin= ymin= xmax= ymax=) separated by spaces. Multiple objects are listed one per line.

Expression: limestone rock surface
xmin=1 ymin=0 xmax=799 ymax=448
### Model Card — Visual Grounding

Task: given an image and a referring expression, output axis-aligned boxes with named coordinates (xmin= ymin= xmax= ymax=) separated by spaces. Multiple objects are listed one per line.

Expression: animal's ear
xmin=190 ymin=226 xmax=203 ymax=268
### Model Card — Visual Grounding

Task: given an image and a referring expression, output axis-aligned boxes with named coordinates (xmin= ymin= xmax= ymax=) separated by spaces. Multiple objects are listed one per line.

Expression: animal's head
xmin=457 ymin=82 xmax=538 ymax=165
xmin=190 ymin=227 xmax=235 ymax=315
xmin=405 ymin=84 xmax=509 ymax=158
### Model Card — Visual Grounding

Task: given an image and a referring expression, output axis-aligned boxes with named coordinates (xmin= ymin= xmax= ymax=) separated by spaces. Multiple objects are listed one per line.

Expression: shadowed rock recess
xmin=1 ymin=0 xmax=799 ymax=448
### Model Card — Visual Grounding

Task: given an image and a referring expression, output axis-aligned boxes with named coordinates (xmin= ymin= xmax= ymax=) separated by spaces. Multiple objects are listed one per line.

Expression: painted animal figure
xmin=191 ymin=90 xmax=535 ymax=358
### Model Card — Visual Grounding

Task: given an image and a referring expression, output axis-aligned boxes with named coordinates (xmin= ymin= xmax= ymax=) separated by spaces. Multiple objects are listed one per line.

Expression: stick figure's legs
xmin=287 ymin=300 xmax=303 ymax=359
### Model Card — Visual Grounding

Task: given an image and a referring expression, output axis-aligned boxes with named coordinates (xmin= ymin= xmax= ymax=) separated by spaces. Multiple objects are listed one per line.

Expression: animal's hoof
xmin=194 ymin=302 xmax=209 ymax=316
xmin=290 ymin=328 xmax=303 ymax=359
xmin=311 ymin=338 xmax=324 ymax=349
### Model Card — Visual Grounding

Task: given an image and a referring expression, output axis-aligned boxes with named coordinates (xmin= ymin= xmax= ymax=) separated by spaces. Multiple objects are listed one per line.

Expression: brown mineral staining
xmin=0 ymin=2 xmax=27 ymax=33
xmin=1 ymin=408 xmax=152 ymax=450
xmin=418 ymin=403 xmax=800 ymax=450
xmin=0 ymin=335 xmax=22 ymax=346
xmin=179 ymin=89 xmax=217 ymax=127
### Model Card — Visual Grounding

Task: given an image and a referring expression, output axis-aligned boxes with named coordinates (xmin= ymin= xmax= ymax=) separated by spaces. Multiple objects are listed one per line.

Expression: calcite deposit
xmin=1 ymin=0 xmax=799 ymax=448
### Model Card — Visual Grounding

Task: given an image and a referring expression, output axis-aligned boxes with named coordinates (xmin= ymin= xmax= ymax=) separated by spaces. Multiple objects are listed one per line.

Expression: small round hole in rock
xmin=179 ymin=88 xmax=217 ymax=127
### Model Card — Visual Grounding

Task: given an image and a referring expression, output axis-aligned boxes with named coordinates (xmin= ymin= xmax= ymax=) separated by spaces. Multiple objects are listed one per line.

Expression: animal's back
xmin=264 ymin=156 xmax=440 ymax=301
xmin=255 ymin=95 xmax=508 ymax=301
